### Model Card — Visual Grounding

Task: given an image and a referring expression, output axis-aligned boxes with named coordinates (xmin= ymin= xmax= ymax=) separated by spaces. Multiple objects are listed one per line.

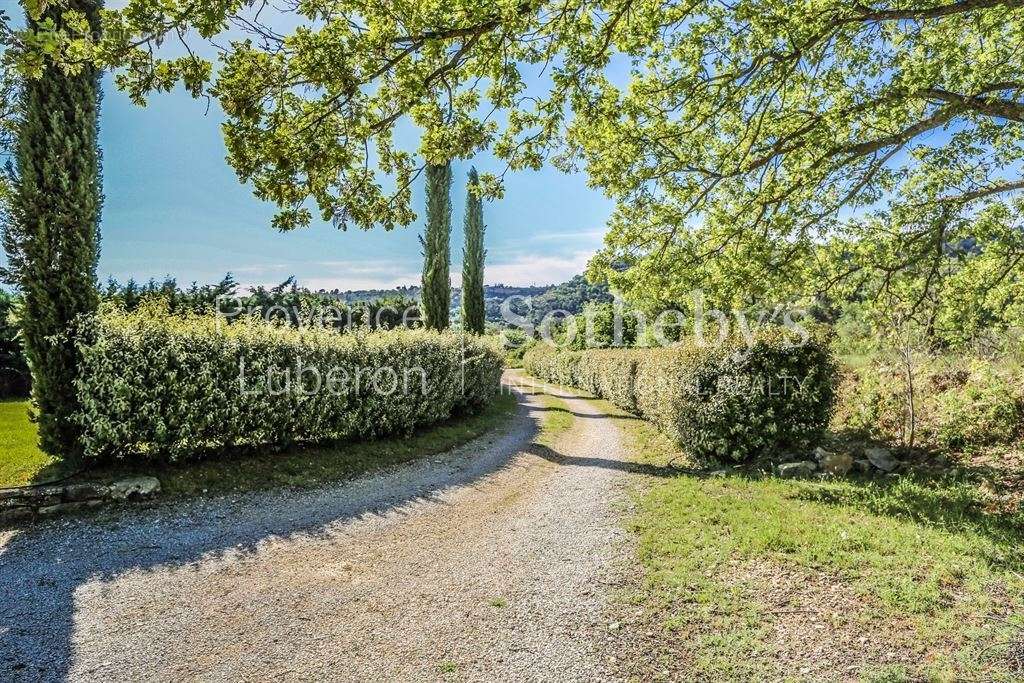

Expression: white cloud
xmin=529 ymin=229 xmax=606 ymax=243
xmin=313 ymin=260 xmax=416 ymax=274
xmin=232 ymin=263 xmax=291 ymax=274
xmin=232 ymin=259 xmax=417 ymax=291
xmin=483 ymin=250 xmax=595 ymax=286
xmin=299 ymin=273 xmax=421 ymax=291
xmin=232 ymin=250 xmax=595 ymax=292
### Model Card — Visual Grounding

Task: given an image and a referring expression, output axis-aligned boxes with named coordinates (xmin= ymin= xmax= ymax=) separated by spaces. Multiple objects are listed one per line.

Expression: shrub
xmin=936 ymin=369 xmax=1022 ymax=450
xmin=71 ymin=305 xmax=503 ymax=460
xmin=564 ymin=302 xmax=642 ymax=350
xmin=832 ymin=356 xmax=1023 ymax=452
xmin=832 ymin=363 xmax=910 ymax=441
xmin=499 ymin=328 xmax=534 ymax=367
xmin=524 ymin=329 xmax=838 ymax=462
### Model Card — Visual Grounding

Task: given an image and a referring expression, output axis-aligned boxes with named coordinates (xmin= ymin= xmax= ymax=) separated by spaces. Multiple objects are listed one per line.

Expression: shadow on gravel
xmin=0 ymin=387 xmax=541 ymax=682
xmin=529 ymin=405 xmax=644 ymax=421
xmin=527 ymin=443 xmax=682 ymax=478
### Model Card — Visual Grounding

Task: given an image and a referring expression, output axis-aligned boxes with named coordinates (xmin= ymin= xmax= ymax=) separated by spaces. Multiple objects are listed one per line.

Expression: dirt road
xmin=1 ymin=374 xmax=643 ymax=682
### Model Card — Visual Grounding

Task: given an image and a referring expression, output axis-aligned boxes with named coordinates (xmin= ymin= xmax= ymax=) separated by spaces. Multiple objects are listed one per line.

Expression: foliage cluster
xmin=499 ymin=275 xmax=612 ymax=328
xmin=102 ymin=274 xmax=422 ymax=331
xmin=524 ymin=330 xmax=837 ymax=462
xmin=10 ymin=0 xmax=1021 ymax=320
xmin=557 ymin=301 xmax=642 ymax=350
xmin=835 ymin=355 xmax=1024 ymax=453
xmin=498 ymin=328 xmax=534 ymax=367
xmin=0 ymin=289 xmax=29 ymax=398
xmin=71 ymin=304 xmax=503 ymax=461
xmin=12 ymin=0 xmax=1014 ymax=241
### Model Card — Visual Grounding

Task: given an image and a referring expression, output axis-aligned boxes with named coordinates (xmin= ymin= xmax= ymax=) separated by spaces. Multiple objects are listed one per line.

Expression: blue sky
xmin=90 ymin=72 xmax=612 ymax=291
xmin=1 ymin=5 xmax=624 ymax=291
xmin=1 ymin=5 xmax=625 ymax=291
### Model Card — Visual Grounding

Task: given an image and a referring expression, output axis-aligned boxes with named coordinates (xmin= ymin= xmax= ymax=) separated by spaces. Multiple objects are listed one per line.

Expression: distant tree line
xmin=102 ymin=274 xmax=422 ymax=331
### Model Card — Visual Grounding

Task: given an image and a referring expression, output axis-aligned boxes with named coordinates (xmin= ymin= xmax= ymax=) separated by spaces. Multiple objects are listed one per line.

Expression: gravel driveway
xmin=0 ymin=373 xmax=645 ymax=682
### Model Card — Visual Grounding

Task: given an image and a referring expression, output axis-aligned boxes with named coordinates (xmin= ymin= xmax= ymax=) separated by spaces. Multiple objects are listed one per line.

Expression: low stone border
xmin=0 ymin=476 xmax=161 ymax=525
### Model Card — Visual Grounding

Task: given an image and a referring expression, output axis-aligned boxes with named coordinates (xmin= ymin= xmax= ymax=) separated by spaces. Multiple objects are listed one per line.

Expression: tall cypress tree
xmin=420 ymin=162 xmax=452 ymax=331
xmin=461 ymin=167 xmax=485 ymax=334
xmin=2 ymin=0 xmax=103 ymax=458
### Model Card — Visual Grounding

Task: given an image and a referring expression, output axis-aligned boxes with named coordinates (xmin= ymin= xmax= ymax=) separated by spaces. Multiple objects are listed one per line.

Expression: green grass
xmin=1 ymin=393 xmax=518 ymax=498
xmin=533 ymin=391 xmax=575 ymax=444
xmin=0 ymin=400 xmax=62 ymax=488
xmin=515 ymin=373 xmax=584 ymax=443
xmin=620 ymin=416 xmax=1024 ymax=681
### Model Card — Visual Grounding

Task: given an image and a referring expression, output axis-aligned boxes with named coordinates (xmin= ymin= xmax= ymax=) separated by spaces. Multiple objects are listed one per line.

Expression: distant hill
xmin=313 ymin=275 xmax=610 ymax=325
xmin=519 ymin=275 xmax=612 ymax=322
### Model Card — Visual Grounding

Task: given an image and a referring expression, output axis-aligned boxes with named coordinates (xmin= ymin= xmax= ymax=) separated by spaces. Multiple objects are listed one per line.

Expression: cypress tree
xmin=419 ymin=162 xmax=452 ymax=331
xmin=2 ymin=0 xmax=103 ymax=459
xmin=461 ymin=167 xmax=486 ymax=334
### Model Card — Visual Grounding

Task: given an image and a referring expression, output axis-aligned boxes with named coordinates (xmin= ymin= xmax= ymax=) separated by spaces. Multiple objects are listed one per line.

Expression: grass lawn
xmin=0 ymin=400 xmax=63 ymax=488
xmin=616 ymin=412 xmax=1024 ymax=681
xmin=1 ymin=393 xmax=519 ymax=497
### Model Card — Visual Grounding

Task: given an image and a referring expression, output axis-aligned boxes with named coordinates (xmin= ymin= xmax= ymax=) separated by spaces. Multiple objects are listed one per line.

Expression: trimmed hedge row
xmin=72 ymin=307 xmax=503 ymax=460
xmin=523 ymin=331 xmax=838 ymax=462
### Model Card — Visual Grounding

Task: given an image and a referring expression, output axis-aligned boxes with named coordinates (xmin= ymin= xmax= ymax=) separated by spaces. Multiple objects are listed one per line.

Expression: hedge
xmin=523 ymin=330 xmax=838 ymax=462
xmin=71 ymin=306 xmax=504 ymax=460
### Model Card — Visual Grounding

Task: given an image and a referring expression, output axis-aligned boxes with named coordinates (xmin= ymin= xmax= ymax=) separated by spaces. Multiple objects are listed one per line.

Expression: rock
xmin=0 ymin=487 xmax=32 ymax=502
xmin=0 ymin=493 xmax=30 ymax=509
xmin=0 ymin=506 xmax=34 ymax=525
xmin=818 ymin=452 xmax=854 ymax=476
xmin=865 ymin=447 xmax=900 ymax=473
xmin=38 ymin=500 xmax=103 ymax=516
xmin=0 ymin=487 xmax=60 ymax=509
xmin=108 ymin=476 xmax=161 ymax=501
xmin=62 ymin=483 xmax=106 ymax=502
xmin=777 ymin=461 xmax=817 ymax=478
xmin=707 ymin=469 xmax=731 ymax=477
xmin=813 ymin=446 xmax=833 ymax=463
xmin=853 ymin=459 xmax=872 ymax=474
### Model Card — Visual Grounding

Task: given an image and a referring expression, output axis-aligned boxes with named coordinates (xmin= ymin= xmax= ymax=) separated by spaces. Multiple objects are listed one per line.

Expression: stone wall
xmin=0 ymin=476 xmax=160 ymax=525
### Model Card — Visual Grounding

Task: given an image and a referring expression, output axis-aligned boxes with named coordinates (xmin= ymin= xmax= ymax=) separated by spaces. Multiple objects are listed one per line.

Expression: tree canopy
xmin=7 ymin=0 xmax=1024 ymax=321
